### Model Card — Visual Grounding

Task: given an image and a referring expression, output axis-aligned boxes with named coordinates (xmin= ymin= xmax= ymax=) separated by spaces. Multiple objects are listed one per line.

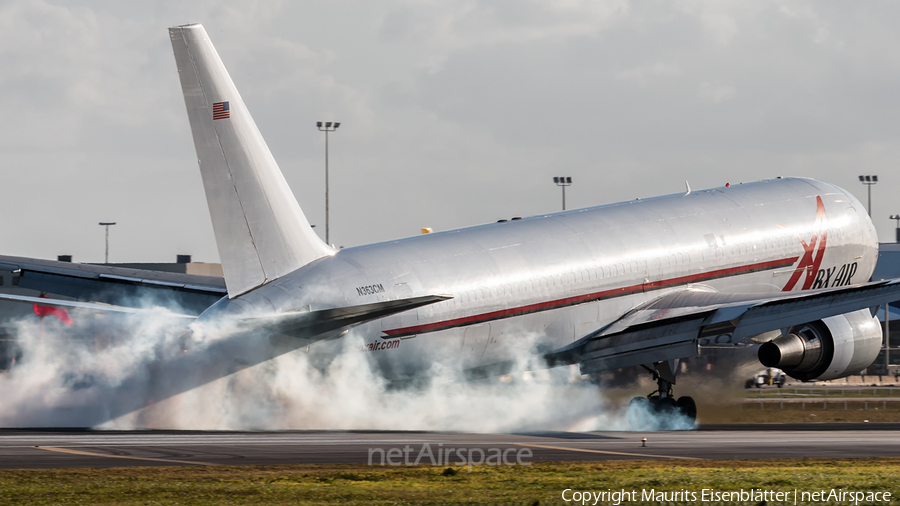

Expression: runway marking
xmin=7 ymin=438 xmax=439 ymax=446
xmin=34 ymin=446 xmax=219 ymax=466
xmin=512 ymin=443 xmax=699 ymax=460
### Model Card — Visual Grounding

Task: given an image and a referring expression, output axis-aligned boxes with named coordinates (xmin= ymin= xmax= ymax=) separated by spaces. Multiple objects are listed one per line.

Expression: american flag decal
xmin=212 ymin=101 xmax=230 ymax=120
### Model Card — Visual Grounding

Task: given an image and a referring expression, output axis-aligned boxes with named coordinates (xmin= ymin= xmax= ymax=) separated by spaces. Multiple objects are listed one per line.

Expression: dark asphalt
xmin=0 ymin=424 xmax=898 ymax=469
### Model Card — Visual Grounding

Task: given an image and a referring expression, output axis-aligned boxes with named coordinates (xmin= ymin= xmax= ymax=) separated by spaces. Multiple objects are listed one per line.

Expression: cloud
xmin=3 ymin=0 xmax=900 ymax=261
xmin=375 ymin=0 xmax=629 ymax=72
xmin=615 ymin=62 xmax=682 ymax=88
xmin=698 ymin=81 xmax=736 ymax=103
xmin=0 ymin=306 xmax=650 ymax=432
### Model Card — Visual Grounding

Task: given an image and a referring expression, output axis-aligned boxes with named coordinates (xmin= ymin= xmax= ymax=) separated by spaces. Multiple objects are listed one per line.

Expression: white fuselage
xmin=207 ymin=177 xmax=877 ymax=379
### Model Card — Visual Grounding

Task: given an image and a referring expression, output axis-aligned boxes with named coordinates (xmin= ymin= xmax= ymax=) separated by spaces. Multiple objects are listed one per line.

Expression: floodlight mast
xmin=317 ymin=121 xmax=340 ymax=244
xmin=553 ymin=176 xmax=573 ymax=211
xmin=858 ymin=174 xmax=878 ymax=216
xmin=98 ymin=222 xmax=116 ymax=263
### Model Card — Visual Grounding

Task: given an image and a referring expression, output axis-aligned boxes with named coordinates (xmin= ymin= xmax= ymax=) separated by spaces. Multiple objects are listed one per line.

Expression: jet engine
xmin=758 ymin=309 xmax=882 ymax=381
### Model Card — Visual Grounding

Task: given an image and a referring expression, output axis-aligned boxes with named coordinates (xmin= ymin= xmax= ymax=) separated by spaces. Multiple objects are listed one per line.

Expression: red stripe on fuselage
xmin=381 ymin=256 xmax=798 ymax=338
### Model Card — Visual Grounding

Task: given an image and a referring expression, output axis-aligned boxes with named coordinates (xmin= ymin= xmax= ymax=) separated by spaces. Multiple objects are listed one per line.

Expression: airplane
xmin=2 ymin=23 xmax=899 ymax=425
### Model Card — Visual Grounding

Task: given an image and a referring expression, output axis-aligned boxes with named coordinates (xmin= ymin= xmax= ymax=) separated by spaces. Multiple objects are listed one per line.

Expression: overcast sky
xmin=2 ymin=0 xmax=900 ymax=264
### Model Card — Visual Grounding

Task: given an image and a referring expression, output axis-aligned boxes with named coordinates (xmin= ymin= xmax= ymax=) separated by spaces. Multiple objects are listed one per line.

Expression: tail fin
xmin=169 ymin=24 xmax=333 ymax=297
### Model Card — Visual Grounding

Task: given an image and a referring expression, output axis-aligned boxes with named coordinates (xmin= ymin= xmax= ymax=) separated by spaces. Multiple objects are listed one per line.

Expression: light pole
xmin=891 ymin=215 xmax=900 ymax=243
xmin=98 ymin=222 xmax=116 ymax=263
xmin=886 ymin=303 xmax=891 ymax=375
xmin=858 ymin=175 xmax=878 ymax=216
xmin=317 ymin=121 xmax=340 ymax=245
xmin=553 ymin=176 xmax=573 ymax=211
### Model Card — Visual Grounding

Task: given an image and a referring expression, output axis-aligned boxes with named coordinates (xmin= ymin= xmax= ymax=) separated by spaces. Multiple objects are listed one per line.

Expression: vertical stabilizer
xmin=169 ymin=24 xmax=334 ymax=297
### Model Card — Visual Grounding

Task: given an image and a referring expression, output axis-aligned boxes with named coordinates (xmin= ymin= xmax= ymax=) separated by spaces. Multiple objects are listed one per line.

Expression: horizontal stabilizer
xmin=0 ymin=293 xmax=197 ymax=319
xmin=249 ymin=295 xmax=452 ymax=340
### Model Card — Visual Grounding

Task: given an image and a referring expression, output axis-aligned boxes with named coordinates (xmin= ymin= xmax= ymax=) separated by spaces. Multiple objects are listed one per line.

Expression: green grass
xmin=746 ymin=387 xmax=900 ymax=398
xmin=1 ymin=458 xmax=898 ymax=505
xmin=700 ymin=400 xmax=900 ymax=423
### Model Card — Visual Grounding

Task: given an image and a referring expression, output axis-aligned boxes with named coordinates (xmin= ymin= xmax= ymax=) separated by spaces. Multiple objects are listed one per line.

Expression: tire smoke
xmin=0 ymin=307 xmax=695 ymax=432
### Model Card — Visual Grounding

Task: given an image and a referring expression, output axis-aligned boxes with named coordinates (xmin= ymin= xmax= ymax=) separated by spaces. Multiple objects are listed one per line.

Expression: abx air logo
xmin=780 ymin=196 xmax=860 ymax=291
xmin=782 ymin=196 xmax=827 ymax=292
xmin=811 ymin=261 xmax=858 ymax=289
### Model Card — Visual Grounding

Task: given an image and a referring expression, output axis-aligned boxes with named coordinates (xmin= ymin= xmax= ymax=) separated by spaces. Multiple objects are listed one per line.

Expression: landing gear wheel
xmin=631 ymin=361 xmax=694 ymax=430
xmin=629 ymin=396 xmax=650 ymax=410
xmin=676 ymin=396 xmax=697 ymax=423
xmin=653 ymin=396 xmax=677 ymax=415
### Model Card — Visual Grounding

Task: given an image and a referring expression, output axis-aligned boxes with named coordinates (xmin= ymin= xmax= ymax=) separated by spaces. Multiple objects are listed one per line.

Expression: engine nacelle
xmin=758 ymin=309 xmax=881 ymax=381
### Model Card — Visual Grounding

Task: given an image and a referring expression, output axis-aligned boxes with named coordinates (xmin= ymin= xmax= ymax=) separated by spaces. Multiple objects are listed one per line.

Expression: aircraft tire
xmin=676 ymin=396 xmax=697 ymax=422
xmin=628 ymin=396 xmax=650 ymax=410
xmin=654 ymin=396 xmax=677 ymax=414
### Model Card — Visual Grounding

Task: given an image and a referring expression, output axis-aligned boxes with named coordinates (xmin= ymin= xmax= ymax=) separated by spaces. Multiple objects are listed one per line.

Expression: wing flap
xmin=580 ymin=340 xmax=699 ymax=374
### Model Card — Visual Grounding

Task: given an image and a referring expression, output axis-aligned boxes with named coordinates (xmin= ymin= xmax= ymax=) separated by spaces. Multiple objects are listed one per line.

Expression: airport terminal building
xmin=0 ymin=255 xmax=224 ymax=369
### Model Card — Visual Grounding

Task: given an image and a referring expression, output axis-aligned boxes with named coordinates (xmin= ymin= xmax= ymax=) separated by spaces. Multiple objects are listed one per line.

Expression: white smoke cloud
xmin=0 ymin=306 xmax=693 ymax=432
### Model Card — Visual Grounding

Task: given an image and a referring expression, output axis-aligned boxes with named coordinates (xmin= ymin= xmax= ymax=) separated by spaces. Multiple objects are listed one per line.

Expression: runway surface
xmin=1 ymin=424 xmax=899 ymax=469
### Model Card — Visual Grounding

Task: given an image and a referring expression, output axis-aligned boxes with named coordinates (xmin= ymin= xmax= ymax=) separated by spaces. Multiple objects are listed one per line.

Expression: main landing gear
xmin=627 ymin=360 xmax=696 ymax=426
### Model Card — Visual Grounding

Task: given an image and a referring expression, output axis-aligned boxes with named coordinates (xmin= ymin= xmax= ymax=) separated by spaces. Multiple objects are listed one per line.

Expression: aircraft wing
xmin=553 ymin=279 xmax=900 ymax=374
xmin=0 ymin=254 xmax=226 ymax=315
